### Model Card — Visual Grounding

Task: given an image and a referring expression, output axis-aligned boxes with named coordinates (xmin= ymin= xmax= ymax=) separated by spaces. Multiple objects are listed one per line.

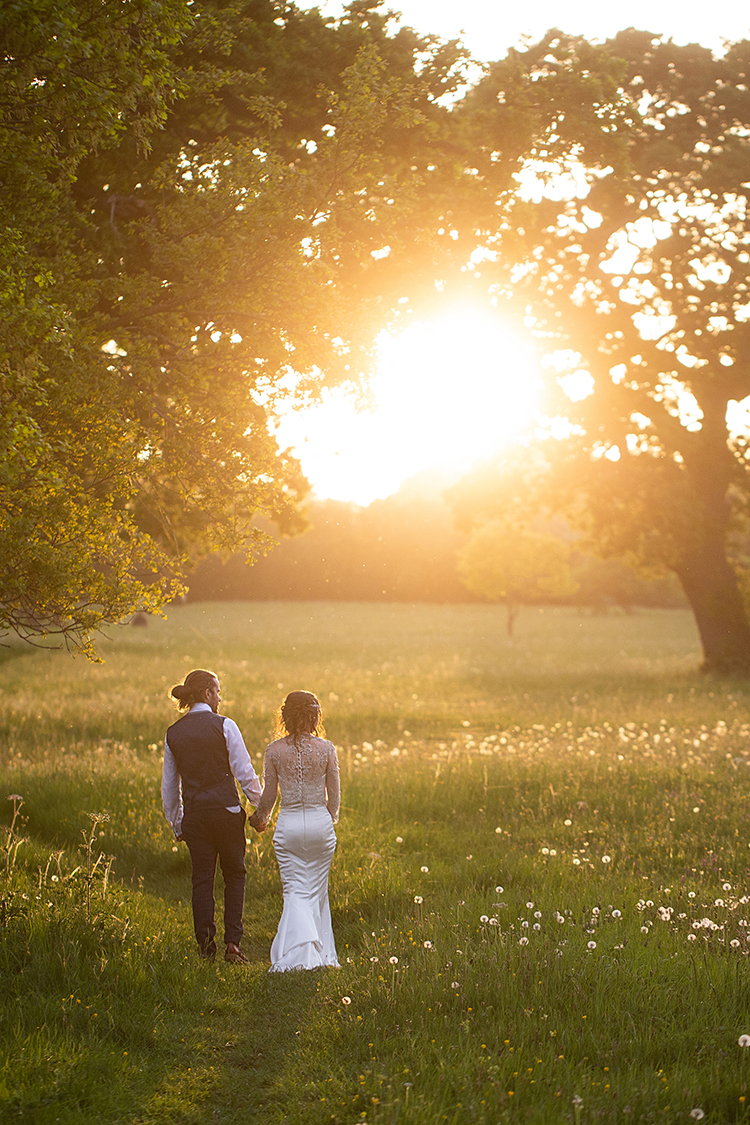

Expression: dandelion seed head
xmin=602 ymin=855 xmax=611 ymax=864
xmin=641 ymin=926 xmax=649 ymax=934
xmin=739 ymin=1035 xmax=750 ymax=1047
xmin=341 ymin=996 xmax=351 ymax=1005
xmin=389 ymin=956 xmax=398 ymax=964
xmin=414 ymin=896 xmax=423 ymax=904
xmin=495 ymin=886 xmax=504 ymax=894
xmin=688 ymin=891 xmax=696 ymax=898
xmin=519 ymin=936 xmax=529 ymax=945
xmin=587 ymin=941 xmax=597 ymax=949
xmin=480 ymin=915 xmax=489 ymax=923
xmin=395 ymin=836 xmax=404 ymax=844
xmin=564 ymin=819 xmax=572 ymax=826
xmin=421 ymin=866 xmax=429 ymax=873
xmin=423 ymin=940 xmax=433 ymax=949
xmin=612 ymin=909 xmax=622 ymax=919
xmin=690 ymin=1109 xmax=705 ymax=1121
xmin=723 ymin=882 xmax=732 ymax=891
xmin=495 ymin=827 xmax=502 ymax=834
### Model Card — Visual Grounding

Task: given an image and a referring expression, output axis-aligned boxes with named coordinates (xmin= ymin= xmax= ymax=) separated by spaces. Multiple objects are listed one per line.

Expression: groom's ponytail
xmin=170 ymin=669 xmax=218 ymax=711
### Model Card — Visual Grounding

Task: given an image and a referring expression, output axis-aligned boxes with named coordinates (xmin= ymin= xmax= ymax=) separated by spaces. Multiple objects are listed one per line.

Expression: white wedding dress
xmin=256 ymin=735 xmax=340 ymax=971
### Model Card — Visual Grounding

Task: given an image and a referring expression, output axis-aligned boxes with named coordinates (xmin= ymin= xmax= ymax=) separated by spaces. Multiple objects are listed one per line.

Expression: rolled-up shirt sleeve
xmin=161 ymin=740 xmax=184 ymax=839
xmin=223 ymin=717 xmax=262 ymax=807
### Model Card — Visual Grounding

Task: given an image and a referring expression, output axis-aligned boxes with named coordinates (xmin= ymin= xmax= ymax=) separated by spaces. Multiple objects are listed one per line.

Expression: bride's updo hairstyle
xmin=170 ymin=669 xmax=217 ymax=711
xmin=277 ymin=690 xmax=324 ymax=744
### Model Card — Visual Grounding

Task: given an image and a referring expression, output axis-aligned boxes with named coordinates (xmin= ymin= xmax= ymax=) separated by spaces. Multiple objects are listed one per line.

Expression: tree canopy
xmin=1 ymin=0 xmax=476 ymax=655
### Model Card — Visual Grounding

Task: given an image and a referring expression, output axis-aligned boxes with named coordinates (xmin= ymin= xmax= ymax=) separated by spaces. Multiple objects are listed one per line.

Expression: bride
xmin=248 ymin=691 xmax=340 ymax=971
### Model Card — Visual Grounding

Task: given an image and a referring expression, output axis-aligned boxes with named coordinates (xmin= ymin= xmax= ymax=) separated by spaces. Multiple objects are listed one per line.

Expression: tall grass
xmin=2 ymin=603 xmax=750 ymax=1123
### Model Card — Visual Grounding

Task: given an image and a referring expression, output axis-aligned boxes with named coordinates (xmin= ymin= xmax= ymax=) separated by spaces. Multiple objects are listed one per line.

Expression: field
xmin=2 ymin=601 xmax=750 ymax=1124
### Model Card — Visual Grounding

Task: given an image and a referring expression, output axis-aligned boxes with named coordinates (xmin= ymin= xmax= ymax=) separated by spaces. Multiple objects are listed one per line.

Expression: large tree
xmin=453 ymin=31 xmax=750 ymax=674
xmin=1 ymin=0 xmax=476 ymax=656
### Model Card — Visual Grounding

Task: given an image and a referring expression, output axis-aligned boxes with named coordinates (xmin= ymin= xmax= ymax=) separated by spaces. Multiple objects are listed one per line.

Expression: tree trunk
xmin=675 ymin=541 xmax=750 ymax=675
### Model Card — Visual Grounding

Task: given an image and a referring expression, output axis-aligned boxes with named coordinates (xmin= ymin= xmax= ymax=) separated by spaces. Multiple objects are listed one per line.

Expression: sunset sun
xmin=275 ymin=304 xmax=541 ymax=505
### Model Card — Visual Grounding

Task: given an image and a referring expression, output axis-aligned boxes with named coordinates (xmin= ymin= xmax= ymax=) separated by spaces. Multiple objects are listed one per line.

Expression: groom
xmin=162 ymin=669 xmax=265 ymax=964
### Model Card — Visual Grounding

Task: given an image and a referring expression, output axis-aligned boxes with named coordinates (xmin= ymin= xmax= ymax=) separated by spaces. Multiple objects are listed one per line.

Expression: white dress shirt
xmin=161 ymin=703 xmax=262 ymax=839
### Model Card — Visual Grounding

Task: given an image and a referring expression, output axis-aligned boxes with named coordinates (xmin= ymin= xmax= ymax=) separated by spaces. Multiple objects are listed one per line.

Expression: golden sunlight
xmin=274 ymin=305 xmax=541 ymax=505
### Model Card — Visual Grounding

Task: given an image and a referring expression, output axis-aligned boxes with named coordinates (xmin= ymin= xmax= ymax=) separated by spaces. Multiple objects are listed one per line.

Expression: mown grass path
xmin=3 ymin=604 xmax=750 ymax=1123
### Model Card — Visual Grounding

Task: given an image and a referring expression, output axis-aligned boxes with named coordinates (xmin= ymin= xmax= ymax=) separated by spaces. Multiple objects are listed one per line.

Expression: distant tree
xmin=457 ymin=520 xmax=576 ymax=636
xmin=453 ymin=32 xmax=750 ymax=673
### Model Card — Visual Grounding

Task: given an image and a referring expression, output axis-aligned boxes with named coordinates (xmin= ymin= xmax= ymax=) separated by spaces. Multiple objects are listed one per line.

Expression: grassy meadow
xmin=2 ymin=601 xmax=750 ymax=1123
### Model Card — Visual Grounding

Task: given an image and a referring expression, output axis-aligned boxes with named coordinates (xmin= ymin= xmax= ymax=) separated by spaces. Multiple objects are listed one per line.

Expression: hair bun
xmin=171 ymin=684 xmax=189 ymax=701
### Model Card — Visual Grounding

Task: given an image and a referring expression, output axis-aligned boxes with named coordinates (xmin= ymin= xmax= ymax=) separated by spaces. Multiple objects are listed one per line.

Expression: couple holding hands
xmin=161 ymin=669 xmax=340 ymax=971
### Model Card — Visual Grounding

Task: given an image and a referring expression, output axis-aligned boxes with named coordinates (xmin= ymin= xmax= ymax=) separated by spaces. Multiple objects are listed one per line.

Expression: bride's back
xmin=266 ymin=734 xmax=335 ymax=808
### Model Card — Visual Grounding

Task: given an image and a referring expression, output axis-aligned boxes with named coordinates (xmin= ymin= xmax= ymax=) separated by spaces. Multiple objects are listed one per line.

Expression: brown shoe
xmin=225 ymin=942 xmax=250 ymax=965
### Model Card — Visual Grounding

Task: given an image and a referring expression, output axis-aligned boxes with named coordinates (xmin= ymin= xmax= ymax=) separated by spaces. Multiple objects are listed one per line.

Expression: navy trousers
xmin=181 ymin=807 xmax=247 ymax=949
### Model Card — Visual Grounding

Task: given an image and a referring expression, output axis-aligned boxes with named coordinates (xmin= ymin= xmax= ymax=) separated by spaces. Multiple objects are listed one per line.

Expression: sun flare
xmin=274 ymin=305 xmax=541 ymax=505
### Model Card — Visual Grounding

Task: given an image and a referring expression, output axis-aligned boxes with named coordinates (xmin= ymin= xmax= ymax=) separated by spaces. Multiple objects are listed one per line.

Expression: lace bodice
xmin=256 ymin=736 xmax=340 ymax=823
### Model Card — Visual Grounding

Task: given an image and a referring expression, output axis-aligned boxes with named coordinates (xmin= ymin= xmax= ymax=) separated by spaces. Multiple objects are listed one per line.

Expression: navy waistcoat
xmin=166 ymin=710 xmax=238 ymax=814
